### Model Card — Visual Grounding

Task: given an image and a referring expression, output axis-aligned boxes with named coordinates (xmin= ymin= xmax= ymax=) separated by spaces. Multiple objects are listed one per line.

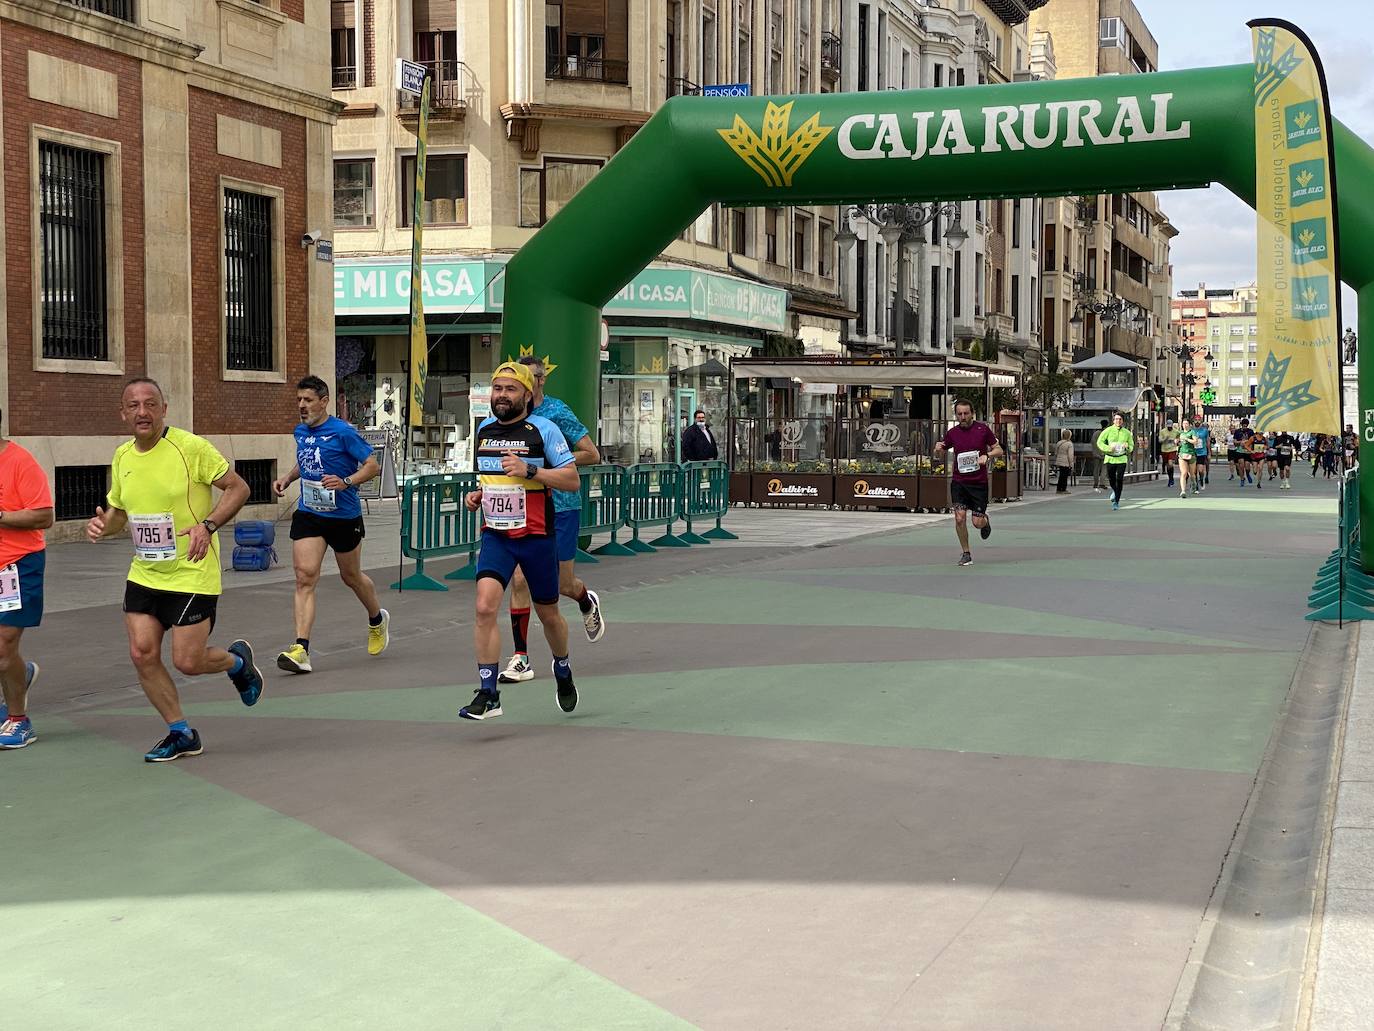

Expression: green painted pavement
xmin=1 ymin=718 xmax=689 ymax=1031
xmin=752 ymin=556 xmax=1317 ymax=590
xmin=101 ymin=653 xmax=1294 ymax=773
xmin=601 ymin=575 xmax=1240 ymax=647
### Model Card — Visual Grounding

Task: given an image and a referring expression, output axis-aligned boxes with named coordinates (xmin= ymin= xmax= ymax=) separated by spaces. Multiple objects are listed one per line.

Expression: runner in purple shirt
xmin=933 ymin=400 xmax=1003 ymax=567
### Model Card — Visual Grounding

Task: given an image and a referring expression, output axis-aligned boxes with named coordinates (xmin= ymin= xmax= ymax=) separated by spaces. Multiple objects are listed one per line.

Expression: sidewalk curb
xmin=1163 ymin=621 xmax=1356 ymax=1031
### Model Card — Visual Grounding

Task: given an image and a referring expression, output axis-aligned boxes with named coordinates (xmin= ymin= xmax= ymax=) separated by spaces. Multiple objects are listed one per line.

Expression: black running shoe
xmin=958 ymin=552 xmax=974 ymax=567
xmin=979 ymin=518 xmax=992 ymax=540
xmin=459 ymin=689 xmax=502 ymax=721
xmin=553 ymin=661 xmax=578 ymax=714
xmin=227 ymin=640 xmax=263 ymax=706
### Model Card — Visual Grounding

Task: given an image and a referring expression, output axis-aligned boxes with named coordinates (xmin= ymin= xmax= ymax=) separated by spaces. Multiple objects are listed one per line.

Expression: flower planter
xmin=918 ymin=474 xmax=951 ymax=512
xmin=990 ymin=468 xmax=1020 ymax=501
xmin=729 ymin=472 xmax=752 ymax=505
xmin=752 ymin=472 xmax=833 ymax=506
xmin=835 ymin=473 xmax=918 ymax=510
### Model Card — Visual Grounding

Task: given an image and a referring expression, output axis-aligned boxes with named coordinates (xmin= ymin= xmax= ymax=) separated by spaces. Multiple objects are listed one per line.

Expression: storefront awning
xmin=732 ymin=361 xmax=1017 ymax=387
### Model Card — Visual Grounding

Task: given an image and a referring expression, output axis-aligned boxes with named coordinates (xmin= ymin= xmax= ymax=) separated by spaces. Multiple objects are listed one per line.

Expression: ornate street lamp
xmin=836 ymin=201 xmax=967 ymax=413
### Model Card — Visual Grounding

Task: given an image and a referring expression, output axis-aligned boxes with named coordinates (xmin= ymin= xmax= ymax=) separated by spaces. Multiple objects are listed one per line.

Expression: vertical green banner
xmin=1250 ymin=20 xmax=1342 ymax=432
xmin=407 ymin=74 xmax=432 ymax=430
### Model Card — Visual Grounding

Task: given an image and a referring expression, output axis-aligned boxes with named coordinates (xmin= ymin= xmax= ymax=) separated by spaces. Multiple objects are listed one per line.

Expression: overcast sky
xmin=1143 ymin=0 xmax=1368 ymax=326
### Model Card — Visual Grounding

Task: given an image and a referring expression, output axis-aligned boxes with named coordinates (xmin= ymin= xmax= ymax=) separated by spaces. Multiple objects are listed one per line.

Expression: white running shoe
xmin=498 ymin=655 xmax=534 ymax=683
xmin=581 ymin=589 xmax=605 ymax=643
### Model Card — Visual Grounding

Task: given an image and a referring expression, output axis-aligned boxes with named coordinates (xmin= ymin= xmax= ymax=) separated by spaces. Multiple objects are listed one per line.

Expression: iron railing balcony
xmin=547 ymin=53 xmax=630 ymax=85
xmin=398 ymin=60 xmax=471 ymax=115
xmin=332 ymin=64 xmax=357 ymax=90
xmin=59 ymin=0 xmax=134 ymax=21
xmin=669 ymin=76 xmax=701 ymax=97
xmin=821 ymin=32 xmax=841 ymax=80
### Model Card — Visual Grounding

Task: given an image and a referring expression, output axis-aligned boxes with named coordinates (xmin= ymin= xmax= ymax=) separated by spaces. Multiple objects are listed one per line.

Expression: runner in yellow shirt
xmin=86 ymin=378 xmax=263 ymax=762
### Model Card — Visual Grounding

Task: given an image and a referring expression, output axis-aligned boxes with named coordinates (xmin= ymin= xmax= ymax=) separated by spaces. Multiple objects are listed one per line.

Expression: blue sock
xmin=553 ymin=655 xmax=571 ymax=678
xmin=228 ymin=654 xmax=245 ymax=676
xmin=168 ymin=719 xmax=191 ymax=737
xmin=478 ymin=663 xmax=500 ymax=695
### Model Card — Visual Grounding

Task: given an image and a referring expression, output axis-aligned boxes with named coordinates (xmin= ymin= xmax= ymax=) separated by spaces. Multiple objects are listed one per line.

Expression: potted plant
xmin=751 ymin=459 xmax=834 ymax=506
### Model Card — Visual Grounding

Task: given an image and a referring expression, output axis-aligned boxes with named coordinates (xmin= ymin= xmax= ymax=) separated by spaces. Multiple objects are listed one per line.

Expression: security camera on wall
xmin=300 ymin=229 xmax=324 ymax=248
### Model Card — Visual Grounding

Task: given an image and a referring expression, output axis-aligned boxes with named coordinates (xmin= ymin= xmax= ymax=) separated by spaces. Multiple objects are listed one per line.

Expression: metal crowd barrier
xmin=623 ymin=463 xmax=689 ymax=551
xmin=392 ymin=472 xmax=480 ymax=591
xmin=679 ymin=461 xmax=738 ymax=543
xmin=393 ymin=462 xmax=740 ymax=590
xmin=1307 ymin=468 xmax=1373 ymax=621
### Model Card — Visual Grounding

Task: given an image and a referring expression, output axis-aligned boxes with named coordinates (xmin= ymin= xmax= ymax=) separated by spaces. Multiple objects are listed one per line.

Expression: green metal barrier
xmin=623 ymin=463 xmax=689 ymax=551
xmin=1308 ymin=468 xmax=1374 ymax=621
xmin=391 ymin=473 xmax=481 ymax=591
xmin=679 ymin=461 xmax=737 ymax=544
xmin=577 ymin=464 xmax=633 ymax=560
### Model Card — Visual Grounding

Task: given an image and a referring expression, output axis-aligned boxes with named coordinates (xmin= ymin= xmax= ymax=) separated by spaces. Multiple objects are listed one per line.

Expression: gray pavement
xmin=1311 ymin=627 xmax=1374 ymax=1030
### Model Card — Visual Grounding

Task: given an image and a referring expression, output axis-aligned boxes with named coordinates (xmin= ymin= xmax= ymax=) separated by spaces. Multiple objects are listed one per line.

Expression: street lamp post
xmin=1157 ymin=341 xmax=1213 ymax=421
xmin=836 ymin=202 xmax=967 ymax=414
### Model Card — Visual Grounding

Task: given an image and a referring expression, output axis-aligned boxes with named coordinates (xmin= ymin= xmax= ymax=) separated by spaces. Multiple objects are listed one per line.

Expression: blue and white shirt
xmin=294 ymin=416 xmax=375 ymax=519
xmin=531 ymin=396 xmax=590 ymax=514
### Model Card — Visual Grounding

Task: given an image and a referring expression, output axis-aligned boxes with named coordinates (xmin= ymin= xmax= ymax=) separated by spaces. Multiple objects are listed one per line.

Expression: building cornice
xmin=187 ymin=64 xmax=344 ymax=123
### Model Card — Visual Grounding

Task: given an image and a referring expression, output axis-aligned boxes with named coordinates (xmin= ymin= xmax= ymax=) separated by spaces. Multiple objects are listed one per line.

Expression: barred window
xmin=235 ymin=459 xmax=277 ymax=505
xmin=54 ymin=465 xmax=108 ymax=522
xmin=40 ymin=142 xmax=107 ymax=361
xmin=224 ymin=189 xmax=275 ymax=372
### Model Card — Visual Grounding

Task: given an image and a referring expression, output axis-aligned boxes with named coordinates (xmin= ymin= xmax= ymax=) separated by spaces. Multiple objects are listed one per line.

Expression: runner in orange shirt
xmin=0 ymin=412 xmax=55 ymax=750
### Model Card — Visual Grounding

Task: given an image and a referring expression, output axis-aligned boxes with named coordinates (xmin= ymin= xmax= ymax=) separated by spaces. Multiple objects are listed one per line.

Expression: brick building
xmin=0 ymin=0 xmax=338 ymax=536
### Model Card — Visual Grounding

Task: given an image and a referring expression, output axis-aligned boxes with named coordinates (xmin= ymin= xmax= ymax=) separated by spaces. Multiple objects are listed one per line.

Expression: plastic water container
xmin=232 ymin=545 xmax=276 ymax=572
xmin=234 ymin=520 xmax=276 ymax=547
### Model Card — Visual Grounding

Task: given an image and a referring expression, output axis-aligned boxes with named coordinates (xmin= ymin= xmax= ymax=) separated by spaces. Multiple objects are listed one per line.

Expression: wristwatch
xmin=201 ymin=518 xmax=218 ymax=534
xmin=344 ymin=475 xmax=353 ymax=486
xmin=523 ymin=462 xmax=537 ymax=480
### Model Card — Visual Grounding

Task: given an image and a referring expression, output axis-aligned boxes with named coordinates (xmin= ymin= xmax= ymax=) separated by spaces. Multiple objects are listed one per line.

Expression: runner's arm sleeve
xmin=344 ymin=430 xmax=375 ymax=465
xmin=539 ymin=421 xmax=575 ymax=469
xmin=192 ymin=437 xmax=231 ymax=485
xmin=18 ymin=456 xmax=53 ymax=510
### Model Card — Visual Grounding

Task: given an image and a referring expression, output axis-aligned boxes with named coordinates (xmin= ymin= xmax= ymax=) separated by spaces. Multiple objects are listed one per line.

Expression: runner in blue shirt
xmin=272 ymin=375 xmax=389 ymax=673
xmin=498 ymin=355 xmax=606 ymax=687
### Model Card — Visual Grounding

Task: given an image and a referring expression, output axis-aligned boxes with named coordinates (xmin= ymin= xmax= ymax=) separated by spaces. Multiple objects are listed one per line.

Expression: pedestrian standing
xmin=1053 ymin=430 xmax=1075 ymax=494
xmin=1096 ymin=412 xmax=1135 ymax=511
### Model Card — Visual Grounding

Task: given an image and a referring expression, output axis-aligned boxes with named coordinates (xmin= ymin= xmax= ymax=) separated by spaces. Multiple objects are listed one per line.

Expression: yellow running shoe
xmin=276 ymin=643 xmax=312 ymax=674
xmin=368 ymin=609 xmax=391 ymax=656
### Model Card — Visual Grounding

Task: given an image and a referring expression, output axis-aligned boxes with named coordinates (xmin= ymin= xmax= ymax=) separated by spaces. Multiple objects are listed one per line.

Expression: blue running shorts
xmin=0 ymin=549 xmax=45 ymax=628
xmin=476 ymin=531 xmax=561 ymax=605
xmin=554 ymin=509 xmax=581 ymax=564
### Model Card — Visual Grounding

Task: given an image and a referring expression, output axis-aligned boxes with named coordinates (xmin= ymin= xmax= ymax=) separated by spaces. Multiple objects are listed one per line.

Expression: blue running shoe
xmin=1112 ymin=500 xmax=1120 ymax=510
xmin=227 ymin=640 xmax=263 ymax=707
xmin=144 ymin=729 xmax=203 ymax=763
xmin=1 ymin=661 xmax=39 ymax=722
xmin=0 ymin=717 xmax=36 ymax=749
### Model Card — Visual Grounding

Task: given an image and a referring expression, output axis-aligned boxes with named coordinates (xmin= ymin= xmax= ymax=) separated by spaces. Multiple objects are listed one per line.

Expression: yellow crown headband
xmin=491 ymin=361 xmax=534 ymax=395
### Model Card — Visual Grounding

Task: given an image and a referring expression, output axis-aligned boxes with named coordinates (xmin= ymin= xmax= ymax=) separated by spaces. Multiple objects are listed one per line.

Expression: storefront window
xmin=601 ymin=337 xmax=670 ymax=465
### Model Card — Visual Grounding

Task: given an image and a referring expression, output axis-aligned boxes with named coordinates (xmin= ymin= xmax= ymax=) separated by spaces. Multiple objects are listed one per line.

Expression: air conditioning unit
xmin=1098 ymin=17 xmax=1125 ymax=49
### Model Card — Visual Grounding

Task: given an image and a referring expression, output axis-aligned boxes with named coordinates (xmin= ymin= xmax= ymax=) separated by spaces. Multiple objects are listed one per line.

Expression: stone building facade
xmin=0 ymin=0 xmax=337 ymax=534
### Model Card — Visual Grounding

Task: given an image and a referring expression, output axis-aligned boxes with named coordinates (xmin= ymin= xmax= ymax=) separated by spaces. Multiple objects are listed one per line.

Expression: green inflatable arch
xmin=499 ymin=63 xmax=1374 ymax=563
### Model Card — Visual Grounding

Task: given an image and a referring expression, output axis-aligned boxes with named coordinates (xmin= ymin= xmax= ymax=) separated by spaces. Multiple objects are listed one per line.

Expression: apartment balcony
xmin=546 ymin=54 xmax=629 ymax=86
xmin=821 ymin=32 xmax=841 ymax=83
xmin=668 ymin=77 xmax=701 ymax=98
xmin=59 ymin=0 xmax=134 ymax=21
xmin=398 ymin=61 xmax=471 ymax=123
xmin=332 ymin=64 xmax=357 ymax=90
xmin=1104 ymin=323 xmax=1152 ymax=360
xmin=1112 ymin=271 xmax=1154 ymax=310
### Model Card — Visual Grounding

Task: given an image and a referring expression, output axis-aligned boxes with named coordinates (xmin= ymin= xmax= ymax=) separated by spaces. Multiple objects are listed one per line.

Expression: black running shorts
xmin=123 ymin=580 xmax=218 ymax=631
xmin=290 ymin=510 xmax=366 ymax=554
xmin=950 ymin=481 xmax=989 ymax=516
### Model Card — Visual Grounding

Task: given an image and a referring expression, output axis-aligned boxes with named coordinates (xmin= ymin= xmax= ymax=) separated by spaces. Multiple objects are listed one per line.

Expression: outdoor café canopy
xmin=730 ymin=357 xmax=1018 ymax=387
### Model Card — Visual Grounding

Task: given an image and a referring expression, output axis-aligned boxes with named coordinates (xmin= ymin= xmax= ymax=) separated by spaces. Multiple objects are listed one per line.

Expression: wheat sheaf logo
xmin=718 ymin=101 xmax=834 ymax=188
xmin=1298 ymin=228 xmax=1317 ymax=247
xmin=1293 ymin=110 xmax=1313 ymax=130
xmin=1254 ymin=352 xmax=1319 ymax=429
xmin=1296 ymin=169 xmax=1315 ymax=188
xmin=1254 ymin=27 xmax=1303 ymax=107
xmin=1302 ymin=285 xmax=1320 ymax=304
